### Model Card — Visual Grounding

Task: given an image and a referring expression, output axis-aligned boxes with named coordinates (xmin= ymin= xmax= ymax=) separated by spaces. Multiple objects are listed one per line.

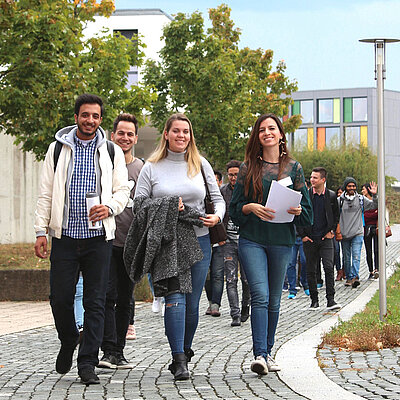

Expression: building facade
xmin=85 ymin=9 xmax=173 ymax=159
xmin=288 ymin=88 xmax=400 ymax=181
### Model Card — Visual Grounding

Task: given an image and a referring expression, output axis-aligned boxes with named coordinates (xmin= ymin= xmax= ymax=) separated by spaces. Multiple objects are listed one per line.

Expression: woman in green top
xmin=229 ymin=113 xmax=312 ymax=375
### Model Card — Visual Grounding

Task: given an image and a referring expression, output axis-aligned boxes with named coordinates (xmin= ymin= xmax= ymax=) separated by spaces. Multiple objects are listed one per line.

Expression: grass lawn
xmin=322 ymin=264 xmax=400 ymax=351
xmin=387 ymin=190 xmax=400 ymax=224
xmin=0 ymin=243 xmax=50 ymax=270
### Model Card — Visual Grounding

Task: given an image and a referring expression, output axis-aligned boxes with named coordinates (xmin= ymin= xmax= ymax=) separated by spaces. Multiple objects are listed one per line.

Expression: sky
xmin=114 ymin=0 xmax=400 ymax=92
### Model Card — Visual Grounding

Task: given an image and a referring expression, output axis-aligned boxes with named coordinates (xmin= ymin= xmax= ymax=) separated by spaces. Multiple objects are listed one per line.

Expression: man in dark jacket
xmin=298 ymin=167 xmax=341 ymax=311
xmin=220 ymin=160 xmax=251 ymax=326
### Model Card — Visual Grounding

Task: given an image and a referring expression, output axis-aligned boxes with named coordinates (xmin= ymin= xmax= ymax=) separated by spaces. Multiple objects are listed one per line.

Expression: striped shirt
xmin=62 ymin=135 xmax=104 ymax=239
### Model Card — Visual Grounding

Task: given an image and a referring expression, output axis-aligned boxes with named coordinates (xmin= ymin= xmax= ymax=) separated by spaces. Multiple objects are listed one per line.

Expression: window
xmin=292 ymin=128 xmax=308 ymax=151
xmin=318 ymin=98 xmax=340 ymax=123
xmin=115 ymin=29 xmax=138 ymax=41
xmin=114 ymin=29 xmax=139 ymax=88
xmin=344 ymin=126 xmax=360 ymax=145
xmin=344 ymin=97 xmax=367 ymax=122
xmin=325 ymin=127 xmax=341 ymax=148
xmin=292 ymin=100 xmax=313 ymax=124
xmin=353 ymin=98 xmax=367 ymax=122
xmin=318 ymin=99 xmax=333 ymax=123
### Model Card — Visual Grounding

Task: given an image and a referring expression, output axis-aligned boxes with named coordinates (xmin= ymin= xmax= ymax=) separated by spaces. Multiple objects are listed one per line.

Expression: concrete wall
xmin=0 ymin=132 xmax=42 ymax=244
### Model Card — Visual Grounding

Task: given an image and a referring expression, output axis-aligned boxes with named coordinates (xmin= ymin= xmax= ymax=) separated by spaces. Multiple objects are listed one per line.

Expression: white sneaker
xmin=161 ymin=302 xmax=165 ymax=317
xmin=126 ymin=324 xmax=136 ymax=340
xmin=152 ymin=297 xmax=163 ymax=313
xmin=267 ymin=354 xmax=281 ymax=372
xmin=250 ymin=356 xmax=268 ymax=375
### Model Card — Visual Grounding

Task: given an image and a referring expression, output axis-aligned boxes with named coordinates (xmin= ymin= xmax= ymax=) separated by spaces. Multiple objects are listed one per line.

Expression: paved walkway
xmin=0 ymin=231 xmax=400 ymax=399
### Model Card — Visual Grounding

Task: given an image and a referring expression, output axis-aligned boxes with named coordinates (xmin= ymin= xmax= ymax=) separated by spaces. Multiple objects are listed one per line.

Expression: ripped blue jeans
xmin=164 ymin=234 xmax=211 ymax=355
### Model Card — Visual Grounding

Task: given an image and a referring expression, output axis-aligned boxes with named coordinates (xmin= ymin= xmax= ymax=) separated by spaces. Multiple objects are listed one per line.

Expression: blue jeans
xmin=164 ymin=234 xmax=211 ymax=355
xmin=333 ymin=237 xmax=342 ymax=271
xmin=286 ymin=236 xmax=308 ymax=294
xmin=204 ymin=245 xmax=224 ymax=306
xmin=74 ymin=274 xmax=84 ymax=330
xmin=238 ymin=237 xmax=291 ymax=359
xmin=341 ymin=235 xmax=364 ymax=280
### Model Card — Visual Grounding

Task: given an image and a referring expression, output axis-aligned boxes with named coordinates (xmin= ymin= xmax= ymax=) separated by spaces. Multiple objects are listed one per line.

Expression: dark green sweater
xmin=229 ymin=159 xmax=313 ymax=246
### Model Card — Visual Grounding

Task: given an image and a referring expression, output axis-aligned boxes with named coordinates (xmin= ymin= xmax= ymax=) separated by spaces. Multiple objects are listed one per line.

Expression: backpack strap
xmin=53 ymin=141 xmax=63 ymax=172
xmin=106 ymin=140 xmax=115 ymax=169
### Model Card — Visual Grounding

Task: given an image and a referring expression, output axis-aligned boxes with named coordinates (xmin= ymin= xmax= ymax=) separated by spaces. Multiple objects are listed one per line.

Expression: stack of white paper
xmin=265 ymin=180 xmax=302 ymax=223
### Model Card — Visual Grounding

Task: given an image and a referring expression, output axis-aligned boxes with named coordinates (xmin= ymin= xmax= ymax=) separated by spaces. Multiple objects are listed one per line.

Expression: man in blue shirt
xmin=34 ymin=94 xmax=130 ymax=385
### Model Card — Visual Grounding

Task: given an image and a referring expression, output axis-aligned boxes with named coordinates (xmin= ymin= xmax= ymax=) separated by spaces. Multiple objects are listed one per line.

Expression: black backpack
xmin=53 ymin=140 xmax=115 ymax=172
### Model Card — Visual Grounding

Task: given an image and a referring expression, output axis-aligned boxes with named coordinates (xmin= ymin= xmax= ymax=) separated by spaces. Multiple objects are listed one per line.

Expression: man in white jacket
xmin=34 ymin=94 xmax=130 ymax=385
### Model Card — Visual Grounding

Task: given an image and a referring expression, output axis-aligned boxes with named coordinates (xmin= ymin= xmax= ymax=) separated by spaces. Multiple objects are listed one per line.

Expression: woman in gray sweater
xmin=134 ymin=113 xmax=225 ymax=380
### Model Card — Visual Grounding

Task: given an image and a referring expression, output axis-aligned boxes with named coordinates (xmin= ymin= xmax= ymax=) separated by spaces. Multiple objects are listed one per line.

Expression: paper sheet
xmin=265 ymin=180 xmax=302 ymax=223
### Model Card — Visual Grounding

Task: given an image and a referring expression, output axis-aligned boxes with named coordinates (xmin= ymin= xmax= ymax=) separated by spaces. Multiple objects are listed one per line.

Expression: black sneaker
xmin=79 ymin=368 xmax=100 ymax=385
xmin=352 ymin=279 xmax=360 ymax=289
xmin=231 ymin=316 xmax=241 ymax=327
xmin=240 ymin=305 xmax=250 ymax=322
xmin=114 ymin=353 xmax=134 ymax=369
xmin=309 ymin=300 xmax=320 ymax=310
xmin=55 ymin=343 xmax=77 ymax=374
xmin=327 ymin=301 xmax=341 ymax=311
xmin=98 ymin=352 xmax=117 ymax=369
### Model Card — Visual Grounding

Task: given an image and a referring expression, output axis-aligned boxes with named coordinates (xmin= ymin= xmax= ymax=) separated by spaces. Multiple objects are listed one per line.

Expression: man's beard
xmin=77 ymin=122 xmax=96 ymax=137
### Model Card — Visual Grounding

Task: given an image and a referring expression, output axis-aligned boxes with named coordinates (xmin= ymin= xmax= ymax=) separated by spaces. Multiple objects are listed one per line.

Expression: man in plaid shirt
xmin=34 ymin=94 xmax=131 ymax=385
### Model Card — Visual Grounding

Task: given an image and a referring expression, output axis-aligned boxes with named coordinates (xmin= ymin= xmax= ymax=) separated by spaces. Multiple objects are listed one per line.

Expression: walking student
xmin=125 ymin=113 xmax=225 ymax=380
xmin=339 ymin=177 xmax=378 ymax=288
xmin=98 ymin=113 xmax=143 ymax=369
xmin=34 ymin=94 xmax=130 ymax=385
xmin=298 ymin=167 xmax=341 ymax=311
xmin=230 ymin=113 xmax=312 ymax=375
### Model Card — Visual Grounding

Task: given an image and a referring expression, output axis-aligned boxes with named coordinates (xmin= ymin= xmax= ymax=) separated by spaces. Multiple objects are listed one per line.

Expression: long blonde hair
xmin=148 ymin=113 xmax=202 ymax=177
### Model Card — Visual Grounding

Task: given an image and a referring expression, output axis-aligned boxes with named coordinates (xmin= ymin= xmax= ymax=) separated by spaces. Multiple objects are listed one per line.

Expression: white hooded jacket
xmin=34 ymin=125 xmax=131 ymax=241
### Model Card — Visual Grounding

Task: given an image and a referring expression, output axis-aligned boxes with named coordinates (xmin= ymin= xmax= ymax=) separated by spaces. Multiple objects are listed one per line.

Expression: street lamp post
xmin=359 ymin=38 xmax=400 ymax=322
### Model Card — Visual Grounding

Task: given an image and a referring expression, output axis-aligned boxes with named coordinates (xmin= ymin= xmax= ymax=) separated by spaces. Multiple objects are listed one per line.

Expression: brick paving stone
xmin=1 ymin=242 xmax=400 ymax=399
xmin=319 ymin=241 xmax=400 ymax=399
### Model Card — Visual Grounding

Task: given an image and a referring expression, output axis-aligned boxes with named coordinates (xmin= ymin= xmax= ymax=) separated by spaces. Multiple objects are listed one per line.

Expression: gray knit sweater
xmin=123 ymin=196 xmax=205 ymax=297
xmin=134 ymin=150 xmax=225 ymax=237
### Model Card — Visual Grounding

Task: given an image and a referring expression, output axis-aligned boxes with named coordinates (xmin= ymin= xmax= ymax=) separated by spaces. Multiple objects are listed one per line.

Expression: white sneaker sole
xmin=250 ymin=361 xmax=268 ymax=375
xmin=97 ymin=361 xmax=116 ymax=369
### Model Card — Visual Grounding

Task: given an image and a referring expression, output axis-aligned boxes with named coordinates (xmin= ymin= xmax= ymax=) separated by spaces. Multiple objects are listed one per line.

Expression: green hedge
xmin=292 ymin=145 xmax=384 ymax=191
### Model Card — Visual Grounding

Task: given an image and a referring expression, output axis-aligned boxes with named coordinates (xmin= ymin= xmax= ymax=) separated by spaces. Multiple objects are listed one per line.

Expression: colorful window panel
xmin=344 ymin=97 xmax=367 ymax=122
xmin=292 ymin=100 xmax=313 ymax=123
xmin=318 ymin=99 xmax=340 ymax=123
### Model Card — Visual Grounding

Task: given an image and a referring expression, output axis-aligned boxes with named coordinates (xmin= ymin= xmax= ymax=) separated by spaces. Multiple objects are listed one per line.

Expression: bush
xmin=292 ymin=144 xmax=379 ymax=190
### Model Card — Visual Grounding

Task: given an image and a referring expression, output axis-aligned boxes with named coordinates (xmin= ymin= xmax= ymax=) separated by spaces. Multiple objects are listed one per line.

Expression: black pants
xmin=102 ymin=246 xmax=134 ymax=355
xmin=303 ymin=238 xmax=335 ymax=303
xmin=50 ymin=235 xmax=112 ymax=371
xmin=364 ymin=226 xmax=379 ymax=273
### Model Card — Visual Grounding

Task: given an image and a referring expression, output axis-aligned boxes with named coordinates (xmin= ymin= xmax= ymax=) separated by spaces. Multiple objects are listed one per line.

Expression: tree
xmin=0 ymin=0 xmax=154 ymax=159
xmin=144 ymin=4 xmax=301 ymax=169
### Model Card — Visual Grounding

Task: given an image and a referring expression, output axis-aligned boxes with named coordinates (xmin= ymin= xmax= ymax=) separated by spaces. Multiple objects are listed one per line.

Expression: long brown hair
xmin=148 ymin=113 xmax=202 ymax=177
xmin=244 ymin=113 xmax=290 ymax=201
